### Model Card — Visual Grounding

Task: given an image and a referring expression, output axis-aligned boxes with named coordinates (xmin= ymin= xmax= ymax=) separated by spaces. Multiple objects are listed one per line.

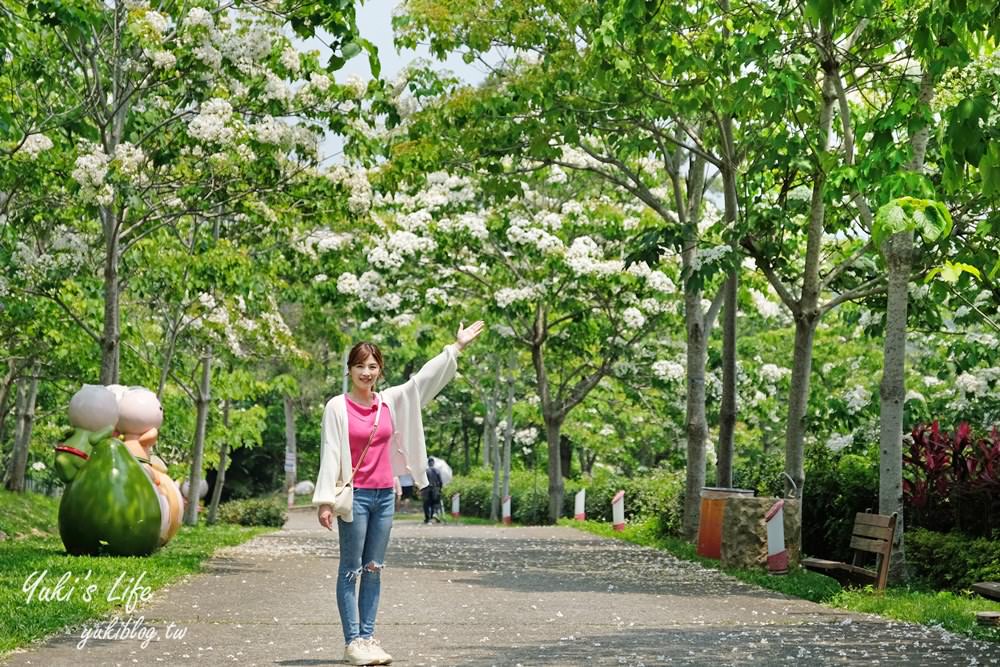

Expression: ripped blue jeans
xmin=337 ymin=487 xmax=395 ymax=644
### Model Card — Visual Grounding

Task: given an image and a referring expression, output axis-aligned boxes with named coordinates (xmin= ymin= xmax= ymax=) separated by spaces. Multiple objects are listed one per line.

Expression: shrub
xmin=218 ymin=498 xmax=287 ymax=527
xmin=904 ymin=422 xmax=1000 ymax=537
xmin=446 ymin=466 xmax=685 ymax=536
xmin=907 ymin=527 xmax=1000 ymax=590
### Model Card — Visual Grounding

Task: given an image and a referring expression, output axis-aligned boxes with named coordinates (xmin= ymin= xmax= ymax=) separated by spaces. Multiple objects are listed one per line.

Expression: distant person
xmin=397 ymin=473 xmax=415 ymax=511
xmin=313 ymin=321 xmax=485 ymax=666
xmin=423 ymin=458 xmax=443 ymax=524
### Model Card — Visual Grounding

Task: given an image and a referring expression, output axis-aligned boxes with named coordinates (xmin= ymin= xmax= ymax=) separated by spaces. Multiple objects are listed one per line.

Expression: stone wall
xmin=720 ymin=497 xmax=801 ymax=571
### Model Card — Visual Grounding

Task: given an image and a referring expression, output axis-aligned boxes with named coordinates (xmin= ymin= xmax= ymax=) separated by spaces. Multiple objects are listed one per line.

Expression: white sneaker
xmin=344 ymin=638 xmax=377 ymax=666
xmin=363 ymin=637 xmax=393 ymax=665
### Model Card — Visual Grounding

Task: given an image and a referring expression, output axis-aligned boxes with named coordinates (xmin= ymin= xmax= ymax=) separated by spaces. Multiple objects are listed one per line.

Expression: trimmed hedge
xmin=218 ymin=498 xmax=288 ymax=527
xmin=445 ymin=466 xmax=685 ymax=535
xmin=907 ymin=527 xmax=1000 ymax=591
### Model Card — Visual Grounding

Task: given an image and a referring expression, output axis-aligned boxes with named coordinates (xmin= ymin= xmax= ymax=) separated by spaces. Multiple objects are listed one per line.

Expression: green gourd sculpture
xmin=55 ymin=385 xmax=163 ymax=556
xmin=58 ymin=436 xmax=162 ymax=556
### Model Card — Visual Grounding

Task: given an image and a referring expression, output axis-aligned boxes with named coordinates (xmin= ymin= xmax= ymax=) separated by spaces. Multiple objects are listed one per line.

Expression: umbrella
xmin=431 ymin=457 xmax=453 ymax=486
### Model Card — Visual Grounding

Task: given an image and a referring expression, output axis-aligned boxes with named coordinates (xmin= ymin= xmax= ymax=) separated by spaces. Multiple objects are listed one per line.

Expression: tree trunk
xmin=560 ymin=434 xmax=573 ymax=480
xmin=206 ymin=399 xmax=230 ymax=525
xmin=717 ymin=269 xmax=738 ymax=488
xmin=284 ymin=394 xmax=297 ymax=508
xmin=781 ymin=65 xmax=835 ymax=507
xmin=682 ymin=284 xmax=709 ymax=539
xmin=877 ymin=69 xmax=934 ymax=580
xmin=502 ymin=371 xmax=514 ymax=499
xmin=5 ymin=364 xmax=39 ymax=492
xmin=784 ymin=315 xmax=818 ymax=500
xmin=544 ymin=417 xmax=565 ymax=522
xmin=716 ymin=21 xmax=741 ymax=491
xmin=461 ymin=408 xmax=470 ymax=474
xmin=0 ymin=359 xmax=19 ymax=448
xmin=99 ymin=214 xmax=121 ymax=385
xmin=879 ymin=230 xmax=912 ymax=581
xmin=183 ymin=353 xmax=212 ymax=525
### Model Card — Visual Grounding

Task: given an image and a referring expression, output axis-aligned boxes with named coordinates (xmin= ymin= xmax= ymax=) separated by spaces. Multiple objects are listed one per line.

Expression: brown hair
xmin=347 ymin=341 xmax=386 ymax=380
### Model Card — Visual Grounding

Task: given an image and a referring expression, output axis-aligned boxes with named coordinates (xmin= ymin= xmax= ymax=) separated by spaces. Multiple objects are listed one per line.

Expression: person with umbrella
xmin=313 ymin=321 xmax=485 ymax=666
xmin=423 ymin=457 xmax=444 ymax=523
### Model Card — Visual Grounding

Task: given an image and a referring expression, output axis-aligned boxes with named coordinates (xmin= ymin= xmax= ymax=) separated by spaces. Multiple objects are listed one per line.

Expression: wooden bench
xmin=802 ymin=512 xmax=897 ymax=590
xmin=972 ymin=582 xmax=1000 ymax=601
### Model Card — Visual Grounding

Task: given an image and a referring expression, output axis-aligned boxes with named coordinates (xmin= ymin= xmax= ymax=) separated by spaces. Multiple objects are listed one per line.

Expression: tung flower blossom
xmin=17 ymin=134 xmax=53 ymax=159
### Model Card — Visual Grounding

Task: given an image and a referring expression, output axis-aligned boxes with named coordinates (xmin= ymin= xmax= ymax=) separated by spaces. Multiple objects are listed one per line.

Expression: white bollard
xmin=765 ymin=499 xmax=788 ymax=574
xmin=574 ymin=489 xmax=586 ymax=521
xmin=502 ymin=495 xmax=512 ymax=525
xmin=612 ymin=490 xmax=625 ymax=532
xmin=451 ymin=492 xmax=460 ymax=519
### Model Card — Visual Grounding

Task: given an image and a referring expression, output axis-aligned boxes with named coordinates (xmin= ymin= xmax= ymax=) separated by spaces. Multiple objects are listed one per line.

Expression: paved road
xmin=5 ymin=508 xmax=1000 ymax=666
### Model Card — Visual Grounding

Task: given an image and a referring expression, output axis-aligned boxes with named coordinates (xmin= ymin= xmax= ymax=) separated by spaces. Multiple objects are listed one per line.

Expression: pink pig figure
xmin=115 ymin=387 xmax=184 ymax=546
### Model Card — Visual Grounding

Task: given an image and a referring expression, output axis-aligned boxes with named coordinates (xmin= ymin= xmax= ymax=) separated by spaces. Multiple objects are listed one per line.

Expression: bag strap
xmin=341 ymin=394 xmax=383 ymax=488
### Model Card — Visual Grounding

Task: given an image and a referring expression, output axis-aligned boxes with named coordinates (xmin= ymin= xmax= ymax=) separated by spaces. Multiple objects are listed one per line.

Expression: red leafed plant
xmin=903 ymin=422 xmax=1000 ymax=537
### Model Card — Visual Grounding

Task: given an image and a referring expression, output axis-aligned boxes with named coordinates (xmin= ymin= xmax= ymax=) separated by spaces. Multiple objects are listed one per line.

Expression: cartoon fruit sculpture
xmin=53 ymin=385 xmax=119 ymax=484
xmin=58 ymin=436 xmax=162 ymax=556
xmin=117 ymin=387 xmax=183 ymax=546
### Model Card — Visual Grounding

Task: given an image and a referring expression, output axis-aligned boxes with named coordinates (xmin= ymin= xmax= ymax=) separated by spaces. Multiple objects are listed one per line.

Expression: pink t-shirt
xmin=345 ymin=394 xmax=394 ymax=489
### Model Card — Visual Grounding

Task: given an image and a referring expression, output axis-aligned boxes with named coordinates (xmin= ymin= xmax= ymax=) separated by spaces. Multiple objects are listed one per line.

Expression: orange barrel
xmin=696 ymin=487 xmax=755 ymax=559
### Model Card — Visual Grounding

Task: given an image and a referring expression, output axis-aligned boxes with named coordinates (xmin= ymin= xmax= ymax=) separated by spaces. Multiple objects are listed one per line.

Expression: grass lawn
xmin=564 ymin=517 xmax=1000 ymax=643
xmin=0 ymin=489 xmax=271 ymax=658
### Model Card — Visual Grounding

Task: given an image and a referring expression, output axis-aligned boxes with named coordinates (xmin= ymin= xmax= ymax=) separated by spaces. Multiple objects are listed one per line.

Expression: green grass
xmin=564 ymin=517 xmax=1000 ymax=643
xmin=0 ymin=489 xmax=61 ymax=538
xmin=0 ymin=490 xmax=271 ymax=657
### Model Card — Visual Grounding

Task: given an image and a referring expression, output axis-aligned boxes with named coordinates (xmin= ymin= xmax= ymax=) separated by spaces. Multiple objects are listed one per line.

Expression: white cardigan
xmin=312 ymin=343 xmax=459 ymax=505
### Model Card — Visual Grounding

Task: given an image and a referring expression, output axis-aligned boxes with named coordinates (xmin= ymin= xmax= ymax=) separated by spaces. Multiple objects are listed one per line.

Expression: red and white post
xmin=612 ymin=490 xmax=625 ymax=532
xmin=451 ymin=492 xmax=460 ymax=519
xmin=765 ymin=499 xmax=788 ymax=574
xmin=574 ymin=489 xmax=586 ymax=521
xmin=502 ymin=495 xmax=512 ymax=525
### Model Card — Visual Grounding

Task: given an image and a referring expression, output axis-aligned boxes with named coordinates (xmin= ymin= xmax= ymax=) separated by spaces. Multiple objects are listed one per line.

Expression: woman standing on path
xmin=313 ymin=321 xmax=485 ymax=666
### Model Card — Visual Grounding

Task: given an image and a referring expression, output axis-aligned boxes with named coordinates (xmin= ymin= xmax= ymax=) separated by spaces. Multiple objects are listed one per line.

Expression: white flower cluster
xmin=263 ymin=72 xmax=293 ymax=104
xmin=566 ymin=236 xmax=624 ymax=276
xmin=368 ymin=231 xmax=436 ymax=269
xmin=652 ymin=360 xmax=685 ymax=382
xmin=750 ymin=288 xmax=783 ymax=320
xmin=826 ymin=433 xmax=853 ymax=452
xmin=142 ymin=10 xmax=172 ymax=38
xmin=955 ymin=372 xmax=989 ymax=396
xmin=17 ymin=133 xmax=53 ymax=159
xmin=495 ymin=286 xmax=540 ymax=308
xmin=280 ymin=46 xmax=300 ymax=72
xmin=72 ymin=143 xmax=114 ymax=204
xmin=440 ymin=212 xmax=488 ymax=240
xmin=627 ymin=261 xmax=675 ymax=293
xmin=149 ymin=50 xmax=176 ymax=69
xmin=424 ymin=287 xmax=448 ymax=306
xmin=337 ymin=272 xmax=360 ymax=295
xmin=513 ymin=427 xmax=537 ymax=447
xmin=698 ymin=244 xmax=731 ymax=266
xmin=759 ymin=363 xmax=790 ymax=383
xmin=344 ymin=74 xmax=368 ymax=98
xmin=251 ymin=116 xmax=291 ymax=145
xmin=184 ymin=7 xmax=214 ymax=30
xmin=844 ymin=385 xmax=872 ymax=413
xmin=506 ymin=217 xmax=564 ymax=255
xmin=622 ymin=306 xmax=646 ymax=330
xmin=558 ymin=144 xmax=603 ymax=170
xmin=329 ymin=167 xmax=373 ymax=215
xmin=188 ymin=98 xmax=235 ymax=143
xmin=113 ymin=142 xmax=146 ymax=177
xmin=299 ymin=229 xmax=351 ymax=256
